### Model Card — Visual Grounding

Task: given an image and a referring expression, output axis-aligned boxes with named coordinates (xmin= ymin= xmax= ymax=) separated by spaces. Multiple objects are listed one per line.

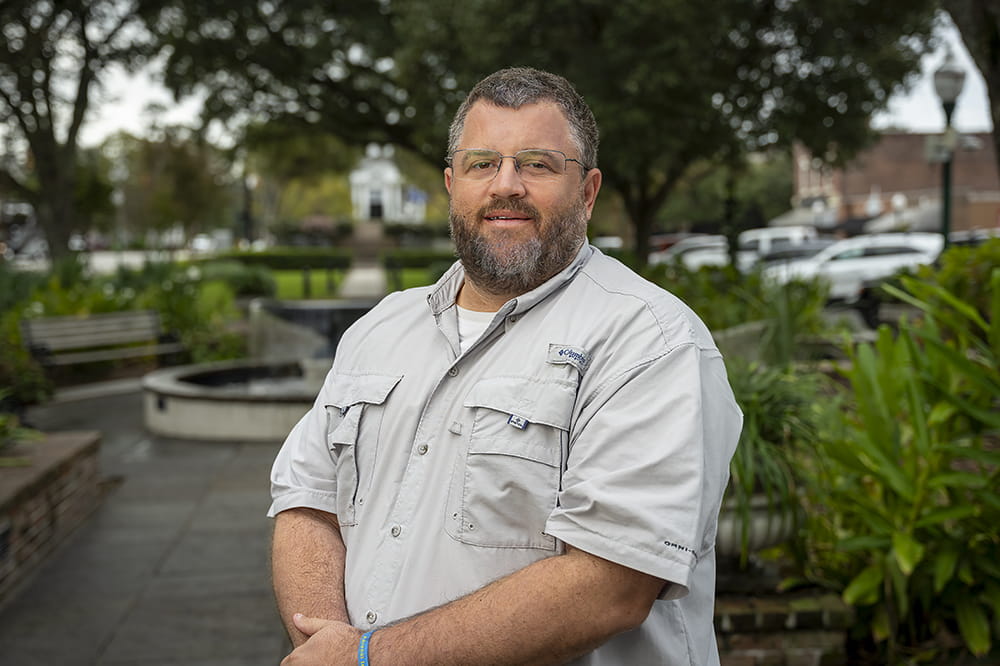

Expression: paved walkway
xmin=0 ymin=386 xmax=289 ymax=665
xmin=337 ymin=261 xmax=388 ymax=299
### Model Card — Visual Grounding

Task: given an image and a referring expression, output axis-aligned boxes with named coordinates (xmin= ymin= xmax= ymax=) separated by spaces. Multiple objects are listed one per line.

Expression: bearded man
xmin=269 ymin=67 xmax=742 ymax=665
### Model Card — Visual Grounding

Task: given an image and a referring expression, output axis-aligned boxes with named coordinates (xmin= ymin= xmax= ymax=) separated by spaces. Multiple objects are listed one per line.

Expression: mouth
xmin=482 ymin=209 xmax=535 ymax=225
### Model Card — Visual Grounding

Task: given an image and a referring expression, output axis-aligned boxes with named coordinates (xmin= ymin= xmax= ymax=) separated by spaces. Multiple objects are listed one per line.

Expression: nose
xmin=488 ymin=156 xmax=526 ymax=199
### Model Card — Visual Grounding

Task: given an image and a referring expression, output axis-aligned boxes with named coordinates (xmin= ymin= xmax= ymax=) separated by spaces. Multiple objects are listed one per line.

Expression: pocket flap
xmin=325 ymin=373 xmax=402 ymax=410
xmin=463 ymin=376 xmax=576 ymax=430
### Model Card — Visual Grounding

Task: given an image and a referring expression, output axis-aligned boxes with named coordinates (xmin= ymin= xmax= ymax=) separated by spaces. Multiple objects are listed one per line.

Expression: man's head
xmin=445 ymin=68 xmax=602 ymax=301
xmin=447 ymin=68 xmax=599 ymax=171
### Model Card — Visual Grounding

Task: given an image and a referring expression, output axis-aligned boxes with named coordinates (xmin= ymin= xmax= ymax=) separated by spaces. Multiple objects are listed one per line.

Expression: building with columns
xmin=348 ymin=144 xmax=427 ymax=224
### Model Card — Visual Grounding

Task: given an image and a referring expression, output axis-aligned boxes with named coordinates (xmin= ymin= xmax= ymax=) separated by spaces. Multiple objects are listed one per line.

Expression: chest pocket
xmin=324 ymin=373 xmax=402 ymax=526
xmin=446 ymin=375 xmax=577 ymax=550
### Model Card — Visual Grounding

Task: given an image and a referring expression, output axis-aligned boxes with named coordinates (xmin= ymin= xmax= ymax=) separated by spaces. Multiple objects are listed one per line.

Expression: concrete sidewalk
xmin=0 ymin=386 xmax=288 ymax=665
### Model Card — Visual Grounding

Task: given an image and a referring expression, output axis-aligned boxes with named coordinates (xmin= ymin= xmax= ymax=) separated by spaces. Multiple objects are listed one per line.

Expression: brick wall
xmin=717 ymin=592 xmax=853 ymax=665
xmin=0 ymin=431 xmax=101 ymax=608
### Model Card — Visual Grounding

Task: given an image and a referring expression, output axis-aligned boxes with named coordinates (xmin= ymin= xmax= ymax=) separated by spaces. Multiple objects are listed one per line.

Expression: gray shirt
xmin=269 ymin=244 xmax=742 ymax=665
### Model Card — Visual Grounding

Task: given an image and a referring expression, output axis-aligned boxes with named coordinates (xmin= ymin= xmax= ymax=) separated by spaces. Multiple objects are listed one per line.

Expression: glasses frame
xmin=446 ymin=148 xmax=590 ymax=182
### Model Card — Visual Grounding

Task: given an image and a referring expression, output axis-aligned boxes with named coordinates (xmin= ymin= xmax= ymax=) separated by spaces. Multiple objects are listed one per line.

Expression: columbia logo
xmin=558 ymin=348 xmax=587 ymax=364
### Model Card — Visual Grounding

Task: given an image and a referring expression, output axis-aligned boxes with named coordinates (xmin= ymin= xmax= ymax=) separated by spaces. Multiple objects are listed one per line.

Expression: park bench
xmin=20 ymin=310 xmax=185 ymax=368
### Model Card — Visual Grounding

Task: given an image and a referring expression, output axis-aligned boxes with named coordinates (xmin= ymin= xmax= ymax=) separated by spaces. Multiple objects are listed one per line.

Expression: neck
xmin=456 ymin=278 xmax=511 ymax=312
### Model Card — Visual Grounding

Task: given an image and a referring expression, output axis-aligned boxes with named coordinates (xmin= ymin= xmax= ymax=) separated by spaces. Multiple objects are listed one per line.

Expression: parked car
xmin=756 ymin=239 xmax=836 ymax=267
xmin=649 ymin=225 xmax=821 ymax=272
xmin=648 ymin=234 xmax=727 ymax=269
xmin=761 ymin=232 xmax=945 ymax=303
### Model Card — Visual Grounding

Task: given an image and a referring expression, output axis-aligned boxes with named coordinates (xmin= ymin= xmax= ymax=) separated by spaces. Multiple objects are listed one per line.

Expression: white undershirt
xmin=456 ymin=305 xmax=497 ymax=353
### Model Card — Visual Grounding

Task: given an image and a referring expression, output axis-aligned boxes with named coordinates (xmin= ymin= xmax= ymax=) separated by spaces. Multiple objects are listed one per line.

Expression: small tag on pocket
xmin=547 ymin=344 xmax=590 ymax=373
xmin=507 ymin=414 xmax=529 ymax=430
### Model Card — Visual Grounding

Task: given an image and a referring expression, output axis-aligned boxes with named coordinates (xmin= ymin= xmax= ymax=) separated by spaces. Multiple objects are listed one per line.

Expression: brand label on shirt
xmin=507 ymin=414 xmax=529 ymax=430
xmin=547 ymin=344 xmax=590 ymax=373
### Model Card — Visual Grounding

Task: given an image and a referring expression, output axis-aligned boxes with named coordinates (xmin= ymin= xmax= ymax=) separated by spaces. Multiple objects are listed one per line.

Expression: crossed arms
xmin=272 ymin=507 xmax=664 ymax=665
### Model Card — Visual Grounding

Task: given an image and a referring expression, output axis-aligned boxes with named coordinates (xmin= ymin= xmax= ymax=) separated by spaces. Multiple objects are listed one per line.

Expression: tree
xmin=943 ymin=3 xmax=1000 ymax=177
xmin=0 ymin=1 xmax=166 ymax=260
xmin=158 ymin=1 xmax=938 ymax=263
xmin=105 ymin=129 xmax=236 ymax=248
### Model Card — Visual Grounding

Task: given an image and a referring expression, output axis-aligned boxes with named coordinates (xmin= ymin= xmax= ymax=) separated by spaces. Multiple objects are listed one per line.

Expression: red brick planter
xmin=0 ymin=431 xmax=101 ymax=608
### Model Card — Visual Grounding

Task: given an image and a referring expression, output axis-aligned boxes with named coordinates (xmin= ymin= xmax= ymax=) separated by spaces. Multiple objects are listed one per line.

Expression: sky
xmin=78 ymin=22 xmax=994 ymax=149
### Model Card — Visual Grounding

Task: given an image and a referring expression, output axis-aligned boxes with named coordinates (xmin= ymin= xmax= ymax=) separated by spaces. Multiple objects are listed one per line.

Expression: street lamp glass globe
xmin=933 ymin=49 xmax=966 ymax=105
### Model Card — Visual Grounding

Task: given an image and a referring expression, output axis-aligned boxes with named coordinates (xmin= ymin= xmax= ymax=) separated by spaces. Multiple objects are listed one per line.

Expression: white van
xmin=738 ymin=226 xmax=818 ymax=258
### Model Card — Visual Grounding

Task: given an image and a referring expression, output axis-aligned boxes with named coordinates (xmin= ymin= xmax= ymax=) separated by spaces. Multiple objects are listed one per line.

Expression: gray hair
xmin=447 ymin=67 xmax=599 ymax=170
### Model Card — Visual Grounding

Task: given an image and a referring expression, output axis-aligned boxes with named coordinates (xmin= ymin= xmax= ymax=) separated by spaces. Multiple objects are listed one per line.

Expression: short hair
xmin=447 ymin=67 xmax=599 ymax=169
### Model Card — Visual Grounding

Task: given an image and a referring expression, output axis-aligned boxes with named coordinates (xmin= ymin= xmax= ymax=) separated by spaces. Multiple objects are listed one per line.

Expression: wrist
xmin=357 ymin=629 xmax=376 ymax=666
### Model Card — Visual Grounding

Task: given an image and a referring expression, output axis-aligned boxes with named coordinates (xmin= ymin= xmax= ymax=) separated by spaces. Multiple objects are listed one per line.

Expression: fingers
xmin=292 ymin=612 xmax=330 ymax=637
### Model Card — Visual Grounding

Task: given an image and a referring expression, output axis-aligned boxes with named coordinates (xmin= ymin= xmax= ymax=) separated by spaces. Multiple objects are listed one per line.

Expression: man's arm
xmin=271 ymin=507 xmax=349 ymax=647
xmin=284 ymin=545 xmax=664 ymax=665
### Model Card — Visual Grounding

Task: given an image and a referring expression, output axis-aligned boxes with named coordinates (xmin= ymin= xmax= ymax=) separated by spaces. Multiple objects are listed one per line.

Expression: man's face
xmin=445 ymin=101 xmax=602 ymax=297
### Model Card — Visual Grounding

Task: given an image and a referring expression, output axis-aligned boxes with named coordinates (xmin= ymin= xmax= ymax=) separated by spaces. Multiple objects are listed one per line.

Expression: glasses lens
xmin=450 ymin=149 xmax=571 ymax=181
xmin=515 ymin=150 xmax=566 ymax=179
xmin=455 ymin=150 xmax=501 ymax=180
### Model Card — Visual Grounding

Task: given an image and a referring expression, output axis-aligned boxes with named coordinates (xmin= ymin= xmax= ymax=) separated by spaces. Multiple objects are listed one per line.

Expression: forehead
xmin=458 ymin=101 xmax=574 ymax=154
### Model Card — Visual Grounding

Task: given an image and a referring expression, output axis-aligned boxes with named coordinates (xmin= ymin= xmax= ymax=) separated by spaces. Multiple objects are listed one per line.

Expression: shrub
xmin=796 ymin=268 xmax=1000 ymax=662
xmin=210 ymin=248 xmax=352 ymax=271
xmin=195 ymin=260 xmax=276 ymax=298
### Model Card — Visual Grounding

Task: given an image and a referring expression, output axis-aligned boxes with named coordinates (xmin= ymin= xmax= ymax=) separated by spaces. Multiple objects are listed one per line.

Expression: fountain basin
xmin=142 ymin=359 xmax=329 ymax=442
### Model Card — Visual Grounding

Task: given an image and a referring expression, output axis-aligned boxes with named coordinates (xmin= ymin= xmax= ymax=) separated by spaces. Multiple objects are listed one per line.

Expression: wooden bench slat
xmin=25 ymin=320 xmax=159 ymax=336
xmin=20 ymin=310 xmax=183 ymax=367
xmin=43 ymin=342 xmax=187 ymax=366
xmin=27 ymin=329 xmax=165 ymax=351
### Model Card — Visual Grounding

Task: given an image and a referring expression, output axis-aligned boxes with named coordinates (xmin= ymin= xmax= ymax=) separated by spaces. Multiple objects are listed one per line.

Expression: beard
xmin=449 ymin=195 xmax=588 ymax=297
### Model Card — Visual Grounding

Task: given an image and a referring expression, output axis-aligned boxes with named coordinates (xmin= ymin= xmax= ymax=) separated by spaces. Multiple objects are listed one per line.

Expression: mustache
xmin=477 ymin=198 xmax=540 ymax=219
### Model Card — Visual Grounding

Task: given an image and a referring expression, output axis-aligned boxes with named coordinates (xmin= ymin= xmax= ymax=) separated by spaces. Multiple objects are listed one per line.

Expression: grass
xmin=272 ymin=267 xmax=437 ymax=299
xmin=273 ymin=269 xmax=343 ymax=299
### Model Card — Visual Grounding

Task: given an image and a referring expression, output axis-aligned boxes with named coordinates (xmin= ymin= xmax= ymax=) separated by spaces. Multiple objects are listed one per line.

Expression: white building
xmin=348 ymin=144 xmax=427 ymax=224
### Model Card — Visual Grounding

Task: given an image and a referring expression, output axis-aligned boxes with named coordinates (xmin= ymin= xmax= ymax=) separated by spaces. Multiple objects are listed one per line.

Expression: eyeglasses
xmin=447 ymin=149 xmax=589 ymax=182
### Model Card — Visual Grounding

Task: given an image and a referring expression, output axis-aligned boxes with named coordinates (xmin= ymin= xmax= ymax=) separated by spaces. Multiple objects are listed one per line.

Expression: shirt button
xmin=417 ymin=444 xmax=429 ymax=455
xmin=390 ymin=525 xmax=402 ymax=537
xmin=447 ymin=367 xmax=459 ymax=377
xmin=509 ymin=315 xmax=519 ymax=323
xmin=365 ymin=610 xmax=378 ymax=624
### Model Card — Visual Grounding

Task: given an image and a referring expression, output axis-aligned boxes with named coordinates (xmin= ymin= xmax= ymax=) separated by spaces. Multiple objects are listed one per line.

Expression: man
xmin=269 ymin=67 xmax=742 ymax=665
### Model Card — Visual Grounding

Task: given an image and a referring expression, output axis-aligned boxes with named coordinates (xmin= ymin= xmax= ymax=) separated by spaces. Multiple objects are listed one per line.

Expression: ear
xmin=581 ymin=168 xmax=602 ymax=220
xmin=444 ymin=167 xmax=454 ymax=195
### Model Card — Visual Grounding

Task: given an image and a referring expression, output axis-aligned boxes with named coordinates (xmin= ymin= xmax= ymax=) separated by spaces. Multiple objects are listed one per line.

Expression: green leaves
xmin=955 ymin=598 xmax=991 ymax=657
xmin=797 ymin=243 xmax=1000 ymax=661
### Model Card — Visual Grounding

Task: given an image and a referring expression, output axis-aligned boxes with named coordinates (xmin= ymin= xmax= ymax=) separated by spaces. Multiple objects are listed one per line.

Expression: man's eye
xmin=469 ymin=161 xmax=496 ymax=171
xmin=520 ymin=161 xmax=550 ymax=171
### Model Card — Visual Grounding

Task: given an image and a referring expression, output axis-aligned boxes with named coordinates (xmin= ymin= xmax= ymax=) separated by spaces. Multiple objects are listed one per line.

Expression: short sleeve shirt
xmin=269 ymin=244 xmax=743 ymax=665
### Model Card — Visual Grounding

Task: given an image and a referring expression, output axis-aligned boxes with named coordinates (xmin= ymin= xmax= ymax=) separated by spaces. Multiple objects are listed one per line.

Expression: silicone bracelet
xmin=358 ymin=629 xmax=375 ymax=666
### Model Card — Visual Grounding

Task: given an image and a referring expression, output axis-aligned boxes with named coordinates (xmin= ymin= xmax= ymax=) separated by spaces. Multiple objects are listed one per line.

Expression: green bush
xmin=210 ymin=248 xmax=353 ymax=271
xmin=0 ymin=261 xmax=46 ymax=314
xmin=796 ymin=269 xmax=1000 ymax=662
xmin=642 ymin=263 xmax=830 ymax=364
xmin=0 ymin=312 xmax=51 ymax=407
xmin=725 ymin=360 xmax=826 ymax=563
xmin=195 ymin=260 xmax=276 ymax=298
xmin=381 ymin=248 xmax=457 ymax=269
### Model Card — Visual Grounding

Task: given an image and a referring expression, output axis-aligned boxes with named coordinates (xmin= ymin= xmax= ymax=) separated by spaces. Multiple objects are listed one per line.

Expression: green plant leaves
xmin=933 ymin=547 xmax=959 ymax=593
xmin=955 ymin=598 xmax=991 ymax=657
xmin=891 ymin=532 xmax=925 ymax=576
xmin=844 ymin=563 xmax=884 ymax=606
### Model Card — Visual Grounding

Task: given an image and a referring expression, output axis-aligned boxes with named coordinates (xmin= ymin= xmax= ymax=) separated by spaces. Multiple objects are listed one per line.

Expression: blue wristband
xmin=358 ymin=629 xmax=375 ymax=666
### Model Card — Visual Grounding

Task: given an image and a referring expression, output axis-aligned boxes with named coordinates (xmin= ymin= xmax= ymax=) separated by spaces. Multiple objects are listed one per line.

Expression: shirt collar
xmin=426 ymin=242 xmax=594 ymax=317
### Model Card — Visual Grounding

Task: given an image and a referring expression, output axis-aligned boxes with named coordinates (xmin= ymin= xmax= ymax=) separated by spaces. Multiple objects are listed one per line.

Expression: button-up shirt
xmin=269 ymin=244 xmax=742 ymax=665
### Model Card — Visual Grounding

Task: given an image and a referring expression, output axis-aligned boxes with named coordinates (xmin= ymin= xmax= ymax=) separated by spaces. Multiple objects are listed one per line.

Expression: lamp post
xmin=933 ymin=47 xmax=966 ymax=249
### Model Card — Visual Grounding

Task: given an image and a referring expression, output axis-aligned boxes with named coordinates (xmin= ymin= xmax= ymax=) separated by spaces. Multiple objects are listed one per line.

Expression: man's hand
xmin=280 ymin=614 xmax=363 ymax=665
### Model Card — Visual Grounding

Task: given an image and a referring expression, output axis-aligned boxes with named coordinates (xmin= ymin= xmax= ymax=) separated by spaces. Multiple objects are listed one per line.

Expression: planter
xmin=716 ymin=494 xmax=796 ymax=559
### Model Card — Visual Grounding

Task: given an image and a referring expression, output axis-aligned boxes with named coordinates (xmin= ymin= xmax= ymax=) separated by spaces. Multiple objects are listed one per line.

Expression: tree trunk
xmin=33 ymin=150 xmax=78 ymax=263
xmin=944 ymin=2 xmax=1000 ymax=184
